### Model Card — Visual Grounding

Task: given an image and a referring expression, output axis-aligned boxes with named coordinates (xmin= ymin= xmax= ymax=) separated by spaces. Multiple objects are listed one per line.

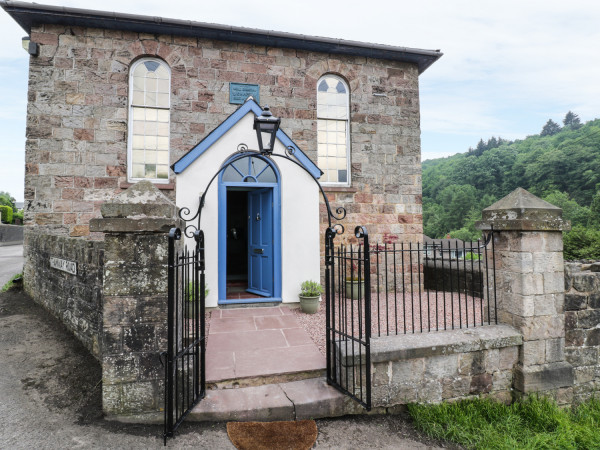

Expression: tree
xmin=540 ymin=119 xmax=561 ymax=136
xmin=563 ymin=111 xmax=582 ymax=130
xmin=589 ymin=190 xmax=600 ymax=228
xmin=543 ymin=191 xmax=590 ymax=228
xmin=0 ymin=191 xmax=15 ymax=210
xmin=474 ymin=139 xmax=486 ymax=156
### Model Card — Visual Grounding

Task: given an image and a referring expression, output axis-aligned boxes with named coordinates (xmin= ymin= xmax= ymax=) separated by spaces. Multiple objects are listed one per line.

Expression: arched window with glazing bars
xmin=317 ymin=74 xmax=350 ymax=185
xmin=128 ymin=58 xmax=171 ymax=182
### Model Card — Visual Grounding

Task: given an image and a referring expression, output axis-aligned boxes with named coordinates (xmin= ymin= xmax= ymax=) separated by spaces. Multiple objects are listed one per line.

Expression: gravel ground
xmin=292 ymin=291 xmax=491 ymax=356
xmin=0 ymin=287 xmax=454 ymax=449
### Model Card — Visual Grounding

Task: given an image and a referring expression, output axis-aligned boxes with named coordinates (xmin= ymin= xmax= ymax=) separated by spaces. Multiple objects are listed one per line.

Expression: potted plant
xmin=345 ymin=263 xmax=365 ymax=300
xmin=299 ymin=280 xmax=323 ymax=314
xmin=186 ymin=283 xmax=209 ymax=317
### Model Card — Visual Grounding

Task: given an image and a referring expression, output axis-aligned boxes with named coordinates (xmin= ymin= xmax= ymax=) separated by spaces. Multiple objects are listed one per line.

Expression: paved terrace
xmin=206 ymin=306 xmax=325 ymax=385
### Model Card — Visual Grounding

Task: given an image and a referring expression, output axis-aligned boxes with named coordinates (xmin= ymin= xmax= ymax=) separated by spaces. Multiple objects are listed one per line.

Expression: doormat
xmin=227 ymin=420 xmax=318 ymax=450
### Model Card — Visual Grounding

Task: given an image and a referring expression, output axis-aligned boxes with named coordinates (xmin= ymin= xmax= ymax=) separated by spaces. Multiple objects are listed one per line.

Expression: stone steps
xmin=190 ymin=377 xmax=364 ymax=422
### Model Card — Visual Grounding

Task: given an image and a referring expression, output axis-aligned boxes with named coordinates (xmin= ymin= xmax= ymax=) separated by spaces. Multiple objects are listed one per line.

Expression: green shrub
xmin=187 ymin=282 xmax=209 ymax=301
xmin=300 ymin=280 xmax=323 ymax=297
xmin=13 ymin=210 xmax=23 ymax=224
xmin=0 ymin=205 xmax=13 ymax=224
xmin=564 ymin=225 xmax=600 ymax=260
xmin=464 ymin=252 xmax=481 ymax=260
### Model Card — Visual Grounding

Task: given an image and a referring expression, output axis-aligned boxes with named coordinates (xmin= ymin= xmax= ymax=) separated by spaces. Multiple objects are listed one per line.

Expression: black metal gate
xmin=325 ymin=226 xmax=372 ymax=410
xmin=163 ymin=227 xmax=206 ymax=444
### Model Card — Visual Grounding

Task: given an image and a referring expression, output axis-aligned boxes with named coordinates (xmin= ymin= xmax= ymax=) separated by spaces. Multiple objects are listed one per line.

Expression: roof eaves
xmin=0 ymin=0 xmax=442 ymax=73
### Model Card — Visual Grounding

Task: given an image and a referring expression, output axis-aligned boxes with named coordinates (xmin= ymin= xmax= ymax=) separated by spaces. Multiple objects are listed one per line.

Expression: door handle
xmin=253 ymin=248 xmax=264 ymax=254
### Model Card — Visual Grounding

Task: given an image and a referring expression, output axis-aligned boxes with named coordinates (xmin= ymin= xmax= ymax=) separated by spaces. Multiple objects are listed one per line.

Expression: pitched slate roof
xmin=1 ymin=1 xmax=442 ymax=73
xmin=172 ymin=98 xmax=321 ymax=178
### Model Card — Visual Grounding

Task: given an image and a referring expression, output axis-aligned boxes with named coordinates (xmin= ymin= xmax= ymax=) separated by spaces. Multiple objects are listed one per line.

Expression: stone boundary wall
xmin=23 ymin=230 xmax=104 ymax=358
xmin=0 ymin=224 xmax=24 ymax=245
xmin=368 ymin=325 xmax=521 ymax=406
xmin=564 ymin=262 xmax=600 ymax=404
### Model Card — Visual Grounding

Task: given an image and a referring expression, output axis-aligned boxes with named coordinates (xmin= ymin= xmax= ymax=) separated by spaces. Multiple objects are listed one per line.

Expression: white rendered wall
xmin=175 ymin=112 xmax=320 ymax=307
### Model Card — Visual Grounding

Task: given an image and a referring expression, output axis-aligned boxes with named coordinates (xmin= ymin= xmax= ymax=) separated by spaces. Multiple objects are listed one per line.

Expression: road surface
xmin=0 ymin=244 xmax=23 ymax=288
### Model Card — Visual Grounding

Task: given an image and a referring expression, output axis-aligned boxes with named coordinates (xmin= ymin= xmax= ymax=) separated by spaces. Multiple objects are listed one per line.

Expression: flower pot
xmin=185 ymin=301 xmax=195 ymax=318
xmin=345 ymin=279 xmax=365 ymax=300
xmin=299 ymin=295 xmax=320 ymax=314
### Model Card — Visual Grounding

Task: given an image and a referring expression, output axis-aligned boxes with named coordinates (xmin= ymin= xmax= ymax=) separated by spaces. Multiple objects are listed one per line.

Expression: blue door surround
xmin=218 ymin=156 xmax=281 ymax=305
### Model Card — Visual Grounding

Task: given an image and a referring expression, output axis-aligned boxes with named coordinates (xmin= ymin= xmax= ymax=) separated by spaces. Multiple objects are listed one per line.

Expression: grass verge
xmin=407 ymin=395 xmax=600 ymax=449
xmin=1 ymin=273 xmax=22 ymax=292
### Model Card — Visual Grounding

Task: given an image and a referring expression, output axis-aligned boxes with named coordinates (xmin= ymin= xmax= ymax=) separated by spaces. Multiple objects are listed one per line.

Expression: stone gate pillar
xmin=90 ymin=181 xmax=181 ymax=421
xmin=477 ymin=188 xmax=574 ymax=401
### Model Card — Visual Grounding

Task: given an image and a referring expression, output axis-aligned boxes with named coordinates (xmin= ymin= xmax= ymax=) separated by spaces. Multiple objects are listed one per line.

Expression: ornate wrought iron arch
xmin=177 ymin=143 xmax=347 ymax=239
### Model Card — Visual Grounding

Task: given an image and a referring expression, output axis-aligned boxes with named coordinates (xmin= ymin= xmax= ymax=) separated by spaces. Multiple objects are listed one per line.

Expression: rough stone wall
xmin=0 ymin=224 xmax=24 ymax=245
xmin=564 ymin=262 xmax=600 ymax=404
xmin=90 ymin=181 xmax=180 ymax=420
xmin=25 ymin=24 xmax=422 ymax=244
xmin=369 ymin=325 xmax=521 ymax=406
xmin=23 ymin=230 xmax=104 ymax=358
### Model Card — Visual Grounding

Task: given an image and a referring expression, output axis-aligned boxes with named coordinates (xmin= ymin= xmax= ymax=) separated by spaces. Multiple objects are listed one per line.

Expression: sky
xmin=1 ymin=0 xmax=599 ymax=202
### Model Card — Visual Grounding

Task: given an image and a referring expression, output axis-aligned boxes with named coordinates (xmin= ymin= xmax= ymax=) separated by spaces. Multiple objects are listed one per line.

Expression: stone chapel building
xmin=2 ymin=0 xmax=441 ymax=418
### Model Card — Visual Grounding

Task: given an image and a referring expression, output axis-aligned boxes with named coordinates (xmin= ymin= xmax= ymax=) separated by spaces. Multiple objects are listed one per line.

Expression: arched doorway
xmin=217 ymin=154 xmax=282 ymax=304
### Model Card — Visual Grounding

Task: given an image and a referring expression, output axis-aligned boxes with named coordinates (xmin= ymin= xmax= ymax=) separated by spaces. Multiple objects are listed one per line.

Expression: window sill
xmin=322 ymin=186 xmax=357 ymax=193
xmin=120 ymin=181 xmax=175 ymax=190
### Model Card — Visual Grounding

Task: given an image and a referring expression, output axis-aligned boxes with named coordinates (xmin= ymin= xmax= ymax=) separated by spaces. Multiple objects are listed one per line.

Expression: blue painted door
xmin=247 ymin=188 xmax=273 ymax=297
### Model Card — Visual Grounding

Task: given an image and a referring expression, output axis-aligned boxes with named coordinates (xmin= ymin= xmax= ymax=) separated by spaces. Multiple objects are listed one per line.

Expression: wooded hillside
xmin=422 ymin=115 xmax=600 ymax=259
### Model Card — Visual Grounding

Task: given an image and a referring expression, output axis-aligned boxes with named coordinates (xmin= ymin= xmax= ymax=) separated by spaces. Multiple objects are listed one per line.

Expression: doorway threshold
xmin=219 ymin=297 xmax=283 ymax=306
xmin=219 ymin=301 xmax=282 ymax=309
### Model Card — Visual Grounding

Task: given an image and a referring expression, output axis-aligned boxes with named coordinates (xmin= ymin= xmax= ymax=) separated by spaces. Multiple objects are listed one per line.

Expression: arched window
xmin=317 ymin=75 xmax=350 ymax=185
xmin=128 ymin=58 xmax=171 ymax=182
xmin=222 ymin=155 xmax=278 ymax=183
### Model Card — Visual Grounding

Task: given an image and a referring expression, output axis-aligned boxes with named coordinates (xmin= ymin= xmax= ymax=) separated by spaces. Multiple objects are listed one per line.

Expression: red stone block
xmin=74 ymin=177 xmax=93 ymax=188
xmin=141 ymin=40 xmax=159 ymax=55
xmin=25 ymin=163 xmax=39 ymax=175
xmin=241 ymin=62 xmax=267 ymax=74
xmin=94 ymin=177 xmax=118 ymax=189
xmin=397 ymin=214 xmax=414 ymax=224
xmin=74 ymin=128 xmax=94 ymax=141
xmin=354 ymin=193 xmax=373 ymax=203
xmin=294 ymin=109 xmax=315 ymax=120
xmin=106 ymin=165 xmax=126 ymax=177
xmin=62 ymin=188 xmax=84 ymax=200
xmin=221 ymin=51 xmax=245 ymax=61
xmin=190 ymin=123 xmax=206 ymax=134
xmin=246 ymin=73 xmax=275 ymax=85
xmin=54 ymin=57 xmax=73 ymax=69
xmin=31 ymin=32 xmax=59 ymax=46
xmin=217 ymin=71 xmax=246 ymax=83
xmin=54 ymin=176 xmax=73 ymax=187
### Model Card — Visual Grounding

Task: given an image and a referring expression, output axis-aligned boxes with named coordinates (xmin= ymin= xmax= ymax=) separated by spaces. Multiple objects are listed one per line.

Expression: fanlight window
xmin=317 ymin=75 xmax=350 ymax=185
xmin=128 ymin=59 xmax=171 ymax=182
xmin=222 ymin=156 xmax=277 ymax=183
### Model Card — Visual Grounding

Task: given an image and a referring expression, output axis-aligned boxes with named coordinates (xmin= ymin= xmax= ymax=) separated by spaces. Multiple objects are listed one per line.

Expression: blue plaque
xmin=229 ymin=83 xmax=260 ymax=105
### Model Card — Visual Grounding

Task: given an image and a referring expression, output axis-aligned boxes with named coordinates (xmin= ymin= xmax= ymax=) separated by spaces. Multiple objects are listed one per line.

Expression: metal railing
xmin=163 ymin=228 xmax=206 ymax=444
xmin=330 ymin=231 xmax=496 ymax=339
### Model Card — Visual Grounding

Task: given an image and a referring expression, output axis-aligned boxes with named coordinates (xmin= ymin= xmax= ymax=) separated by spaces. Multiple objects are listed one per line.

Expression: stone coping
xmin=338 ymin=325 xmax=522 ymax=365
